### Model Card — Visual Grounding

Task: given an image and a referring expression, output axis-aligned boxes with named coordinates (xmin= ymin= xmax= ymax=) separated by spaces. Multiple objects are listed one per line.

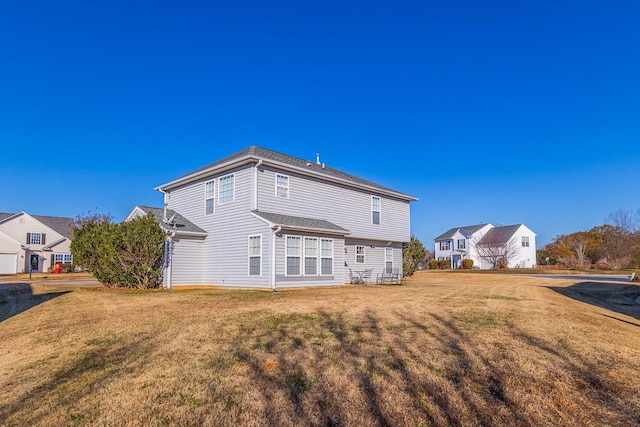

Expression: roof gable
xmin=477 ymin=224 xmax=523 ymax=245
xmin=131 ymin=206 xmax=207 ymax=235
xmin=434 ymin=223 xmax=492 ymax=241
xmin=0 ymin=211 xmax=74 ymax=240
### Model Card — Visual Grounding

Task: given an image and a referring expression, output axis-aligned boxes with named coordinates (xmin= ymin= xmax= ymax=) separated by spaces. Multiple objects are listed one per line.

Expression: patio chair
xmin=348 ymin=268 xmax=360 ymax=284
xmin=361 ymin=269 xmax=373 ymax=284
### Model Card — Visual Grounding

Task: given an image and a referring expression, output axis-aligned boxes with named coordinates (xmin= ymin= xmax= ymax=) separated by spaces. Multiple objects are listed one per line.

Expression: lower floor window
xmin=285 ymin=235 xmax=333 ymax=276
xmin=385 ymin=247 xmax=393 ymax=273
xmin=321 ymin=239 xmax=333 ymax=275
xmin=248 ymin=235 xmax=261 ymax=276
xmin=54 ymin=253 xmax=73 ymax=264
xmin=286 ymin=236 xmax=301 ymax=276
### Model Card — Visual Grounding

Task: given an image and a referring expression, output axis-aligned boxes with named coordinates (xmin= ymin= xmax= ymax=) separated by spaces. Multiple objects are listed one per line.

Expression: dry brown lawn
xmin=1 ymin=271 xmax=639 ymax=426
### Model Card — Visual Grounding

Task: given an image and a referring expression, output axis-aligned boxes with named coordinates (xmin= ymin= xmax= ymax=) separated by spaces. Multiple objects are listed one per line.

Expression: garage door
xmin=0 ymin=253 xmax=18 ymax=274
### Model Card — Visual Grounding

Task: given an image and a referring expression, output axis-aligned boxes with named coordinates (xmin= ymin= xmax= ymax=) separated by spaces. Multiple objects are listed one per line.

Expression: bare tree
xmin=554 ymin=232 xmax=593 ymax=269
xmin=606 ymin=208 xmax=638 ymax=233
xmin=473 ymin=234 xmax=521 ymax=269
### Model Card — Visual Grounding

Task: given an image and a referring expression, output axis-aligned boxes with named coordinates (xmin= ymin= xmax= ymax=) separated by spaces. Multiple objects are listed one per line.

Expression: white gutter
xmin=271 ymin=225 xmax=281 ymax=291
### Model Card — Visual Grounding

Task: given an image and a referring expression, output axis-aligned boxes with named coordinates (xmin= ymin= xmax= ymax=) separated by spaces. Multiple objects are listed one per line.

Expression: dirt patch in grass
xmin=1 ymin=272 xmax=639 ymax=426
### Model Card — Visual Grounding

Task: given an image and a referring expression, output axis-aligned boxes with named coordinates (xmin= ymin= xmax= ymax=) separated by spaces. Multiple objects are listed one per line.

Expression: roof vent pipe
xmin=316 ymin=153 xmax=321 ymax=165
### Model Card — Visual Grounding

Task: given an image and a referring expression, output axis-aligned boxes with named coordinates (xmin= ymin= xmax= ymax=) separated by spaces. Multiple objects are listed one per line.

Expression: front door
xmin=452 ymin=255 xmax=461 ymax=269
xmin=30 ymin=254 xmax=40 ymax=272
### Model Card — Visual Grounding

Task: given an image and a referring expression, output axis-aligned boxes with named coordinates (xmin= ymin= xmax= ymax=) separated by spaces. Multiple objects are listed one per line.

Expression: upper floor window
xmin=439 ymin=240 xmax=451 ymax=251
xmin=248 ymin=235 xmax=261 ymax=276
xmin=371 ymin=196 xmax=381 ymax=225
xmin=276 ymin=174 xmax=289 ymax=198
xmin=458 ymin=239 xmax=465 ymax=249
xmin=219 ymin=174 xmax=234 ymax=204
xmin=205 ymin=180 xmax=215 ymax=215
xmin=355 ymin=245 xmax=365 ymax=264
xmin=27 ymin=232 xmax=44 ymax=245
xmin=522 ymin=236 xmax=530 ymax=247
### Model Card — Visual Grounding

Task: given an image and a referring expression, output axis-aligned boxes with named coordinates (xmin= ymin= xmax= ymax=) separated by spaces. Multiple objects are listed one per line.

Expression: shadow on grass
xmin=548 ymin=281 xmax=640 ymax=321
xmin=0 ymin=283 xmax=70 ymax=323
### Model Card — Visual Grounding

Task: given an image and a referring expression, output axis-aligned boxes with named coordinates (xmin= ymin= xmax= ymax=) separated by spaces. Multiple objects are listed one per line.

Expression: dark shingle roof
xmin=252 ymin=211 xmax=350 ymax=235
xmin=0 ymin=212 xmax=74 ymax=240
xmin=477 ymin=224 xmax=522 ymax=245
xmin=136 ymin=206 xmax=207 ymax=235
xmin=161 ymin=146 xmax=416 ymax=200
xmin=434 ymin=224 xmax=490 ymax=241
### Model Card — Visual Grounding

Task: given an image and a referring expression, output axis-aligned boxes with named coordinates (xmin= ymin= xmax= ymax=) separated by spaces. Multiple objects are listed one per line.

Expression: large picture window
xmin=54 ymin=253 xmax=73 ymax=264
xmin=219 ymin=174 xmax=234 ymax=204
xmin=321 ymin=239 xmax=333 ymax=275
xmin=286 ymin=236 xmax=301 ymax=276
xmin=248 ymin=235 xmax=261 ymax=276
xmin=371 ymin=196 xmax=381 ymax=225
xmin=205 ymin=180 xmax=215 ymax=215
xmin=304 ymin=237 xmax=318 ymax=275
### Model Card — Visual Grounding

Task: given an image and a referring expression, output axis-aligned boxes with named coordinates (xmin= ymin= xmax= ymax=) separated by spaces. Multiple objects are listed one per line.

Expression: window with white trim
xmin=248 ymin=235 xmax=261 ymax=276
xmin=218 ymin=174 xmax=234 ymax=204
xmin=458 ymin=239 xmax=465 ymax=249
xmin=286 ymin=236 xmax=301 ymax=276
xmin=205 ymin=180 xmax=215 ymax=215
xmin=304 ymin=237 xmax=318 ymax=275
xmin=276 ymin=174 xmax=289 ymax=198
xmin=385 ymin=247 xmax=393 ymax=273
xmin=321 ymin=239 xmax=333 ymax=275
xmin=371 ymin=196 xmax=381 ymax=225
xmin=522 ymin=236 xmax=530 ymax=247
xmin=29 ymin=232 xmax=42 ymax=245
xmin=355 ymin=245 xmax=365 ymax=264
xmin=54 ymin=253 xmax=73 ymax=264
xmin=439 ymin=240 xmax=451 ymax=251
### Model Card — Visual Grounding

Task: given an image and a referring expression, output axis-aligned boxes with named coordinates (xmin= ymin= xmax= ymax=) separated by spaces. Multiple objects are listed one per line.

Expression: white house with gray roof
xmin=434 ymin=223 xmax=536 ymax=269
xmin=0 ymin=211 xmax=74 ymax=274
xmin=129 ymin=146 xmax=417 ymax=289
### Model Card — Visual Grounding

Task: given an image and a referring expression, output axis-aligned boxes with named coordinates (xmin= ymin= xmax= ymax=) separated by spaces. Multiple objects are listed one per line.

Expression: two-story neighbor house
xmin=128 ymin=146 xmax=417 ymax=289
xmin=0 ymin=211 xmax=74 ymax=274
xmin=434 ymin=223 xmax=536 ymax=269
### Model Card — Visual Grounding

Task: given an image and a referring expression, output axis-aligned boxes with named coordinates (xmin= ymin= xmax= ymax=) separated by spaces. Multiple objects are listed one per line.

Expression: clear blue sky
xmin=1 ymin=1 xmax=639 ymax=248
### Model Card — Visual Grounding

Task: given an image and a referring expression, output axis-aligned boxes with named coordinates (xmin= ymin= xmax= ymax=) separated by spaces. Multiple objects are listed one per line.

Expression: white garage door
xmin=0 ymin=253 xmax=18 ymax=274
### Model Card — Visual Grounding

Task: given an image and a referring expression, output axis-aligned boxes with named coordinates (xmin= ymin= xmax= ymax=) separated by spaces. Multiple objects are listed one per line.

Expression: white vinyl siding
xmin=286 ymin=236 xmax=301 ymax=276
xmin=304 ymin=237 xmax=318 ymax=275
xmin=205 ymin=180 xmax=215 ymax=215
xmin=371 ymin=196 xmax=381 ymax=225
xmin=385 ymin=247 xmax=393 ymax=272
xmin=219 ymin=174 xmax=235 ymax=204
xmin=321 ymin=239 xmax=333 ymax=275
xmin=248 ymin=235 xmax=261 ymax=276
xmin=275 ymin=174 xmax=289 ymax=198
xmin=355 ymin=245 xmax=365 ymax=264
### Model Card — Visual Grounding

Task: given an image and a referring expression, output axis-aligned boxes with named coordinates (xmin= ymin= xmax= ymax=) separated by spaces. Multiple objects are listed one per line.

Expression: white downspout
xmin=253 ymin=159 xmax=263 ymax=211
xmin=271 ymin=225 xmax=281 ymax=291
xmin=165 ymin=232 xmax=175 ymax=290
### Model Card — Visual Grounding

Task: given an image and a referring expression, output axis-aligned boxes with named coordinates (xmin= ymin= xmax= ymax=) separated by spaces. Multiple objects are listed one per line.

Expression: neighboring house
xmin=434 ymin=223 xmax=536 ymax=269
xmin=128 ymin=146 xmax=417 ymax=289
xmin=0 ymin=211 xmax=74 ymax=274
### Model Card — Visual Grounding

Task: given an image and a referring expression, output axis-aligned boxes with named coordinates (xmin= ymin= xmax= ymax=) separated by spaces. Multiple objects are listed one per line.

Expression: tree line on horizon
xmin=538 ymin=208 xmax=640 ymax=270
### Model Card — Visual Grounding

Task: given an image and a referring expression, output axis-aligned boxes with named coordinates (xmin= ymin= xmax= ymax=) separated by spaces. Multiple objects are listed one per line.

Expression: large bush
xmin=71 ymin=213 xmax=166 ymax=288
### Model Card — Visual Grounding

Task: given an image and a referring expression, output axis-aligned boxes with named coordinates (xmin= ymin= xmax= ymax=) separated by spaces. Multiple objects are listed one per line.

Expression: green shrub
xmin=428 ymin=259 xmax=439 ymax=269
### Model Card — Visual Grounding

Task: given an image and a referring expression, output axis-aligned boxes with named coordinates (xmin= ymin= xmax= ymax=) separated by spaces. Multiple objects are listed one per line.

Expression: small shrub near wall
xmin=428 ymin=259 xmax=439 ymax=269
xmin=462 ymin=259 xmax=474 ymax=269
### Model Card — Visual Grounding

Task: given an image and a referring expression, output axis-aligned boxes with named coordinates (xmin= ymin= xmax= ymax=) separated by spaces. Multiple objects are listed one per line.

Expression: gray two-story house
xmin=128 ymin=146 xmax=417 ymax=289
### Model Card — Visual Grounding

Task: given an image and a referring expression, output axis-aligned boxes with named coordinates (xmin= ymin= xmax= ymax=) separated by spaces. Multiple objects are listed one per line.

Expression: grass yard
xmin=1 ymin=272 xmax=639 ymax=426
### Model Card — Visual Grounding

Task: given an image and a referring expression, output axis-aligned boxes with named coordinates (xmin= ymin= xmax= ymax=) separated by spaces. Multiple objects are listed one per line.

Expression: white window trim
xmin=385 ymin=247 xmax=393 ymax=272
xmin=29 ymin=232 xmax=42 ymax=245
xmin=285 ymin=235 xmax=302 ymax=277
xmin=522 ymin=236 xmax=530 ymax=247
xmin=458 ymin=239 xmax=465 ymax=249
xmin=440 ymin=240 xmax=451 ymax=251
xmin=320 ymin=238 xmax=334 ymax=276
xmin=275 ymin=173 xmax=290 ymax=199
xmin=355 ymin=245 xmax=365 ymax=264
xmin=371 ymin=196 xmax=381 ymax=225
xmin=248 ymin=234 xmax=262 ymax=276
xmin=303 ymin=237 xmax=318 ymax=276
xmin=54 ymin=253 xmax=73 ymax=263
xmin=204 ymin=179 xmax=215 ymax=216
xmin=218 ymin=173 xmax=235 ymax=204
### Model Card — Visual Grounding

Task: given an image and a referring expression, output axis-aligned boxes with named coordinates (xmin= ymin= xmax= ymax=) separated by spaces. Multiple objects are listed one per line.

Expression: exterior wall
xmin=169 ymin=238 xmax=204 ymax=286
xmin=0 ymin=214 xmax=72 ymax=273
xmin=256 ymin=166 xmax=411 ymax=243
xmin=0 ymin=233 xmax=21 ymax=274
xmin=344 ymin=239 xmax=403 ymax=282
xmin=510 ymin=226 xmax=537 ymax=268
xmin=167 ymin=164 xmax=272 ymax=288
